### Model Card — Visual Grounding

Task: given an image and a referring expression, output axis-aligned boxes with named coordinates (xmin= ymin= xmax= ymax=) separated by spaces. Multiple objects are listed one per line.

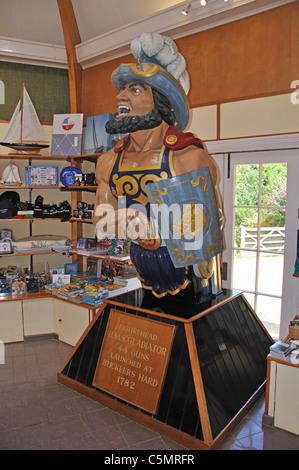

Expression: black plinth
xmin=58 ymin=289 xmax=273 ymax=449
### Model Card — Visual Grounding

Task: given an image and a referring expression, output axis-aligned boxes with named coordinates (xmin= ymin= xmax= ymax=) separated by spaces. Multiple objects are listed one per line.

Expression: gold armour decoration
xmin=207 ymin=234 xmax=220 ymax=254
xmin=173 ymin=248 xmax=194 ymax=264
xmin=196 ymin=259 xmax=214 ymax=279
xmin=137 ymin=234 xmax=161 ymax=250
xmin=191 ymin=175 xmax=208 ymax=192
xmin=129 ymin=63 xmax=188 ymax=98
xmin=141 ymin=277 xmax=191 ymax=298
xmin=165 ymin=135 xmax=178 ymax=146
xmin=112 ymin=172 xmax=168 ymax=206
xmin=151 ymin=187 xmax=169 ymax=205
xmin=171 ymin=203 xmax=207 ymax=239
xmin=114 ymin=138 xmax=126 ymax=151
xmin=140 ymin=172 xmax=168 ymax=196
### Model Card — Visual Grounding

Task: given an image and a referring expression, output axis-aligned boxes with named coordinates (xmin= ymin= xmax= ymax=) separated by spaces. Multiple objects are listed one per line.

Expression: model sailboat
xmin=0 ymin=161 xmax=22 ymax=185
xmin=0 ymin=84 xmax=49 ymax=154
xmin=92 ymin=117 xmax=104 ymax=153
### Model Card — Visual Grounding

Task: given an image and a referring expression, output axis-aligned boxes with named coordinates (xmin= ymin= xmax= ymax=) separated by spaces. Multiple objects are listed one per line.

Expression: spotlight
xmin=200 ymin=0 xmax=207 ymax=5
xmin=182 ymin=1 xmax=192 ymax=15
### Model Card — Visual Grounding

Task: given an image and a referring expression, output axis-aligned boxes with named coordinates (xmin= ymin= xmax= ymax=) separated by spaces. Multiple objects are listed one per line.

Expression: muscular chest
xmin=120 ymin=149 xmax=161 ymax=170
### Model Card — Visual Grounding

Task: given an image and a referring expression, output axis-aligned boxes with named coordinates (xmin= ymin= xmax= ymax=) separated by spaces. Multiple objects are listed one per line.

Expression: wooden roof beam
xmin=57 ymin=0 xmax=82 ymax=113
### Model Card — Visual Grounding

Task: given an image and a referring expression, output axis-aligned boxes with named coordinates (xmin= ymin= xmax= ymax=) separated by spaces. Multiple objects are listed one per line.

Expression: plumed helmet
xmin=111 ymin=33 xmax=190 ymax=131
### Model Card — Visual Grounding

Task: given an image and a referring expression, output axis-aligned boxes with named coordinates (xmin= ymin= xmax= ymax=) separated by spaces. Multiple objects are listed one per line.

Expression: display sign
xmin=93 ymin=309 xmax=176 ymax=414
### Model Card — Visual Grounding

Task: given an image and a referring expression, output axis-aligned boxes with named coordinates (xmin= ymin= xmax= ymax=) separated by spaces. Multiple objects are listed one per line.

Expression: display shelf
xmin=0 ymin=290 xmax=99 ymax=311
xmin=0 ymin=153 xmax=69 ymax=160
xmin=71 ymin=153 xmax=102 ymax=163
xmin=67 ymin=154 xmax=99 ymax=271
xmin=0 ymin=218 xmax=69 ymax=222
xmin=0 ymin=152 xmax=71 ymax=270
xmin=0 ymin=185 xmax=62 ymax=189
xmin=0 ymin=251 xmax=54 ymax=257
xmin=69 ymin=218 xmax=93 ymax=223
xmin=69 ymin=249 xmax=131 ymax=262
xmin=60 ymin=186 xmax=97 ymax=192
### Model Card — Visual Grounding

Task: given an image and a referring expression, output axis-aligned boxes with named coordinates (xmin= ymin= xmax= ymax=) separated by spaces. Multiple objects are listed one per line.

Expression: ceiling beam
xmin=57 ymin=0 xmax=82 ymax=113
xmin=75 ymin=0 xmax=295 ymax=69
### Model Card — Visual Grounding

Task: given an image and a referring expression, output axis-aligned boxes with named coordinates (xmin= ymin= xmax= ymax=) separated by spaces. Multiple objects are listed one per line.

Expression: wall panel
xmin=220 ymin=93 xmax=299 ymax=139
xmin=81 ymin=3 xmax=299 ymax=128
xmin=187 ymin=105 xmax=217 ymax=141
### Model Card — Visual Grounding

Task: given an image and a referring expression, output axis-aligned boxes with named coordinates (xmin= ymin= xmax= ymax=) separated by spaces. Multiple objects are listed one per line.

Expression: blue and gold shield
xmin=145 ymin=167 xmax=223 ymax=268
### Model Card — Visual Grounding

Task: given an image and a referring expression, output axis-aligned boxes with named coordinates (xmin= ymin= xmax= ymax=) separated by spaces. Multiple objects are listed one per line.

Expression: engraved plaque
xmin=92 ymin=309 xmax=176 ymax=414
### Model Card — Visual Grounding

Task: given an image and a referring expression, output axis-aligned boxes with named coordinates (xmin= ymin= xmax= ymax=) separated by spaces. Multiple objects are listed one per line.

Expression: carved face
xmin=116 ymin=81 xmax=155 ymax=120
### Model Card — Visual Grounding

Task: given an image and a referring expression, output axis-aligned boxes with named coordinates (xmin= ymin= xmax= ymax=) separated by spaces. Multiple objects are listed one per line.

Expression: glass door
xmin=221 ymin=150 xmax=298 ymax=339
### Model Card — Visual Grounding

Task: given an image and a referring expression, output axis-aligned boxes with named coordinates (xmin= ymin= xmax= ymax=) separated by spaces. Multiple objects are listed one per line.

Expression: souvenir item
xmin=76 ymin=237 xmax=97 ymax=250
xmin=25 ymin=165 xmax=58 ymax=186
xmin=0 ymin=279 xmax=12 ymax=295
xmin=1 ymin=161 xmax=22 ymax=185
xmin=60 ymin=166 xmax=82 ymax=186
xmin=0 ymin=228 xmax=13 ymax=239
xmin=0 ymin=191 xmax=20 ymax=219
xmin=51 ymin=114 xmax=83 ymax=156
xmin=0 ymin=238 xmax=13 ymax=254
xmin=84 ymin=113 xmax=114 ymax=154
xmin=0 ymin=200 xmax=17 ymax=219
xmin=12 ymin=276 xmax=26 ymax=295
xmin=64 ymin=263 xmax=78 ymax=275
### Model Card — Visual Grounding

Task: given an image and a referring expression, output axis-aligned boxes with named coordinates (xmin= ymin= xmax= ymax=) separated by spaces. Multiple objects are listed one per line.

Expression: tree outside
xmin=234 ymin=163 xmax=287 ymax=249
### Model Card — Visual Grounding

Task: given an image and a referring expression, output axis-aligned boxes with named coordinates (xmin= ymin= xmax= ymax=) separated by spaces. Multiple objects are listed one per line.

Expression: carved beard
xmin=105 ymin=107 xmax=162 ymax=135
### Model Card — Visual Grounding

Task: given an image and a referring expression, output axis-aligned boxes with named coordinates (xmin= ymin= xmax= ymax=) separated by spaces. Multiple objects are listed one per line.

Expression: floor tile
xmin=1 ymin=337 xmax=299 ymax=451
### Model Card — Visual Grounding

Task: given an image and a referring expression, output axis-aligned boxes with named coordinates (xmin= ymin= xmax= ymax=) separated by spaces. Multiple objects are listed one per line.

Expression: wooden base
xmin=57 ymin=288 xmax=273 ymax=450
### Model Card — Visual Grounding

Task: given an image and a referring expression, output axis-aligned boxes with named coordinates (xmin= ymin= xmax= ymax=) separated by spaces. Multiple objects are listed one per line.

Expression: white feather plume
xmin=130 ymin=33 xmax=190 ymax=94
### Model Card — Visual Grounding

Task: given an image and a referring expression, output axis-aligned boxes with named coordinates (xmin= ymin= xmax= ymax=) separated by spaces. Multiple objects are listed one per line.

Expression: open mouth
xmin=118 ymin=105 xmax=130 ymax=116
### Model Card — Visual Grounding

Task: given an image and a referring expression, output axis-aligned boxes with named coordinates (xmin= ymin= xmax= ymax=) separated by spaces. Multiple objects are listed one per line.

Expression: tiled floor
xmin=1 ymin=337 xmax=299 ymax=451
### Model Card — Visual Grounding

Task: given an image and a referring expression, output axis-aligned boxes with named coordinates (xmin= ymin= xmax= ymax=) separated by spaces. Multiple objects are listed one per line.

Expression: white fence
xmin=240 ymin=226 xmax=285 ymax=252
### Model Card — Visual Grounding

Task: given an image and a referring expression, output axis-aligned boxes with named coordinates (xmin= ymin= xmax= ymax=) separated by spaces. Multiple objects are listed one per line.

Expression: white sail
xmin=2 ymin=100 xmax=21 ymax=143
xmin=22 ymin=87 xmax=48 ymax=143
xmin=1 ymin=161 xmax=22 ymax=185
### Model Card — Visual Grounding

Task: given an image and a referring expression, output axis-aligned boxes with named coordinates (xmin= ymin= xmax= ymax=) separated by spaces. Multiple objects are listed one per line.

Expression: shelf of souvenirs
xmin=69 ymin=217 xmax=93 ymax=223
xmin=0 ymin=153 xmax=70 ymax=160
xmin=0 ymin=185 xmax=97 ymax=191
xmin=0 ymin=185 xmax=64 ymax=190
xmin=0 ymin=289 xmax=103 ymax=311
xmin=69 ymin=249 xmax=131 ymax=262
xmin=0 ymin=250 xmax=54 ymax=257
xmin=60 ymin=185 xmax=97 ymax=191
xmin=0 ymin=218 xmax=69 ymax=222
xmin=71 ymin=153 xmax=102 ymax=164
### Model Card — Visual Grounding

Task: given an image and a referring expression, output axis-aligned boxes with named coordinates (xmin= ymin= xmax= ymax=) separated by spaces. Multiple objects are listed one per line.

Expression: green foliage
xmin=234 ymin=163 xmax=287 ymax=247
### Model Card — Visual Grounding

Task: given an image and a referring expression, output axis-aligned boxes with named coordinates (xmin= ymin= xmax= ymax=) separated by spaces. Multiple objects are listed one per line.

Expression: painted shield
xmin=145 ymin=167 xmax=223 ymax=268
